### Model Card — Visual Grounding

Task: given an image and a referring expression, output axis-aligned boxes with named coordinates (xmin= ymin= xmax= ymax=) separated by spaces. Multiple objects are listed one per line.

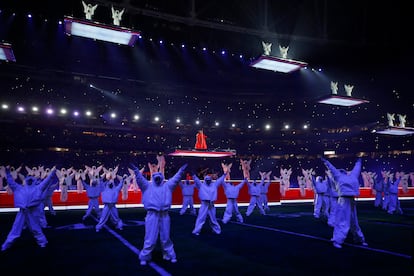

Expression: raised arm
xmin=130 ymin=164 xmax=149 ymax=191
xmin=5 ymin=167 xmax=19 ymax=190
xmin=321 ymin=158 xmax=339 ymax=179
xmin=350 ymin=158 xmax=362 ymax=178
xmin=167 ymin=164 xmax=188 ymax=188
xmin=192 ymin=174 xmax=202 ymax=189
xmin=38 ymin=169 xmax=58 ymax=193
xmin=238 ymin=178 xmax=248 ymax=189
xmin=215 ymin=172 xmax=228 ymax=187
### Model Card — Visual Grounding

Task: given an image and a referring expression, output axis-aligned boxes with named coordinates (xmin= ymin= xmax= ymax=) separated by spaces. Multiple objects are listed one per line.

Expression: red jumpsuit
xmin=195 ymin=131 xmax=207 ymax=150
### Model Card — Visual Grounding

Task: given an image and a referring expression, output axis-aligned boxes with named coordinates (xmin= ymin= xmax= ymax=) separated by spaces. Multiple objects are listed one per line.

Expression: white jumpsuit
xmin=2 ymin=169 xmax=57 ymax=251
xmin=179 ymin=180 xmax=197 ymax=215
xmin=246 ymin=179 xmax=265 ymax=216
xmin=222 ymin=179 xmax=247 ymax=223
xmin=323 ymin=158 xmax=367 ymax=248
xmin=95 ymin=179 xmax=124 ymax=232
xmin=192 ymin=173 xmax=227 ymax=235
xmin=133 ymin=164 xmax=187 ymax=263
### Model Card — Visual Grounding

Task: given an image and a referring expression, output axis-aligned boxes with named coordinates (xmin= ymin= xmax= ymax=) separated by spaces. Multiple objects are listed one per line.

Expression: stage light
xmin=85 ymin=110 xmax=92 ymax=116
xmin=17 ymin=106 xmax=25 ymax=112
xmin=60 ymin=108 xmax=67 ymax=115
xmin=64 ymin=16 xmax=140 ymax=46
xmin=1 ymin=104 xmax=9 ymax=110
xmin=317 ymin=95 xmax=369 ymax=107
xmin=324 ymin=150 xmax=336 ymax=156
xmin=133 ymin=114 xmax=139 ymax=120
xmin=250 ymin=55 xmax=307 ymax=73
xmin=73 ymin=111 xmax=80 ymax=117
xmin=110 ymin=112 xmax=117 ymax=118
xmin=32 ymin=106 xmax=39 ymax=112
xmin=46 ymin=108 xmax=54 ymax=115
xmin=0 ymin=43 xmax=16 ymax=62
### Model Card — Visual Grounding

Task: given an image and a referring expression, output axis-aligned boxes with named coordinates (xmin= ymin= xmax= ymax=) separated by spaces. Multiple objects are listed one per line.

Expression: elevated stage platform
xmin=168 ymin=149 xmax=236 ymax=158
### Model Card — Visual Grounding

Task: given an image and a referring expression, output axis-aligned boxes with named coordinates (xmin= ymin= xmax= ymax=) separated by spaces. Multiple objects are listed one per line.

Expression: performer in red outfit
xmin=195 ymin=129 xmax=207 ymax=150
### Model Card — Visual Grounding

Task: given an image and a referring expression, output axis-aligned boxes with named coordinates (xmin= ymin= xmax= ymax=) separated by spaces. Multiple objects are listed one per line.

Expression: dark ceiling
xmin=0 ymin=0 xmax=412 ymax=161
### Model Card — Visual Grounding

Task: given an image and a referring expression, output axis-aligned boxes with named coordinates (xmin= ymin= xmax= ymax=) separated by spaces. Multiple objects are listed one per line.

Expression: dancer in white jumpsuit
xmin=373 ymin=174 xmax=384 ymax=208
xmin=246 ymin=179 xmax=266 ymax=216
xmin=326 ymin=172 xmax=339 ymax=227
xmin=131 ymin=163 xmax=187 ymax=265
xmin=322 ymin=158 xmax=368 ymax=249
xmin=192 ymin=172 xmax=227 ymax=235
xmin=259 ymin=174 xmax=272 ymax=212
xmin=311 ymin=175 xmax=330 ymax=219
xmin=387 ymin=174 xmax=403 ymax=215
xmin=222 ymin=178 xmax=247 ymax=223
xmin=95 ymin=176 xmax=124 ymax=232
xmin=2 ymin=167 xmax=57 ymax=251
xmin=82 ymin=178 xmax=103 ymax=220
xmin=179 ymin=179 xmax=197 ymax=215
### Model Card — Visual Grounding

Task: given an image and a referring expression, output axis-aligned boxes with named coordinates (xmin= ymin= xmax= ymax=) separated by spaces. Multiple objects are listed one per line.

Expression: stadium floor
xmin=0 ymin=200 xmax=413 ymax=275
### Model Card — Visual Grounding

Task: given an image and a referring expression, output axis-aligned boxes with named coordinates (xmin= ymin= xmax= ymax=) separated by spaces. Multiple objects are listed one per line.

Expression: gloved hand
xmin=179 ymin=163 xmax=188 ymax=172
xmin=129 ymin=163 xmax=139 ymax=172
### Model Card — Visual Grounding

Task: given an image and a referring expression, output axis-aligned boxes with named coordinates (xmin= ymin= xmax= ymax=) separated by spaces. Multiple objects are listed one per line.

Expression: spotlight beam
xmin=92 ymin=0 xmax=359 ymax=46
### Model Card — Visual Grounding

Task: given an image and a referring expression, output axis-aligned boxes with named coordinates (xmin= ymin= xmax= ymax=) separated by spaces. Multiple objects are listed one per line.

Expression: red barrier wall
xmin=1 ymin=184 xmax=413 ymax=208
xmin=0 ymin=181 xmax=280 ymax=208
xmin=278 ymin=187 xmax=414 ymax=200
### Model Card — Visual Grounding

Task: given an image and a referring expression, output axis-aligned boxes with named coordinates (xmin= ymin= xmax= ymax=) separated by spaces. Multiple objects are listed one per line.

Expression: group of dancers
xmin=0 ymin=164 xmax=132 ymax=251
xmin=3 ymin=156 xmax=405 ymax=263
xmin=372 ymin=171 xmax=404 ymax=215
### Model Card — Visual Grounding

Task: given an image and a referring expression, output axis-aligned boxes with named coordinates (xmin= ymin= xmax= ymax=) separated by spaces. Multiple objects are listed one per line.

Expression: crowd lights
xmin=1 ymin=102 xmax=313 ymax=133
